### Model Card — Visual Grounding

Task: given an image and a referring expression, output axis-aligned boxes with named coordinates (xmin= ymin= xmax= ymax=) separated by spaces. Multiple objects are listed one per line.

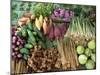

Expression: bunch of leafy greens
xmin=31 ymin=3 xmax=54 ymax=17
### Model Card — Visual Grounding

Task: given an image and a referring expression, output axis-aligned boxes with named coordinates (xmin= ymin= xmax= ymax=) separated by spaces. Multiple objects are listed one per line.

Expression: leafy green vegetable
xmin=17 ymin=31 xmax=22 ymax=37
xmin=32 ymin=3 xmax=54 ymax=17
xmin=78 ymin=54 xmax=88 ymax=65
xmin=77 ymin=45 xmax=85 ymax=55
xmin=23 ymin=54 xmax=29 ymax=60
xmin=85 ymin=48 xmax=92 ymax=57
xmin=88 ymin=40 xmax=95 ymax=49
xmin=21 ymin=26 xmax=27 ymax=37
xmin=25 ymin=43 xmax=33 ymax=49
xmin=27 ymin=29 xmax=36 ymax=45
xmin=85 ymin=59 xmax=95 ymax=69
xmin=91 ymin=53 xmax=96 ymax=62
xmin=20 ymin=48 xmax=29 ymax=54
xmin=27 ymin=22 xmax=33 ymax=31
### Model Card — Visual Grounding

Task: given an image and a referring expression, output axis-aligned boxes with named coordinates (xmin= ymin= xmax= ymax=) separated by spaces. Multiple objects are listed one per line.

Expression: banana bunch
xmin=35 ymin=15 xmax=52 ymax=35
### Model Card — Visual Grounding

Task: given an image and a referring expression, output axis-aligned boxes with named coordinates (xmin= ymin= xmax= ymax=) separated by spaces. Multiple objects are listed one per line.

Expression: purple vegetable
xmin=59 ymin=23 xmax=67 ymax=36
xmin=11 ymin=52 xmax=15 ymax=56
xmin=62 ymin=17 xmax=71 ymax=22
xmin=70 ymin=11 xmax=74 ymax=17
xmin=64 ymin=10 xmax=70 ymax=18
xmin=19 ymin=45 xmax=23 ymax=49
xmin=51 ymin=14 xmax=56 ymax=19
xmin=16 ymin=41 xmax=20 ymax=46
xmin=47 ymin=25 xmax=54 ymax=40
xmin=17 ymin=54 xmax=22 ymax=58
xmin=12 ymin=45 xmax=16 ymax=49
xmin=12 ymin=27 xmax=17 ymax=32
xmin=54 ymin=25 xmax=61 ymax=39
xmin=59 ymin=9 xmax=65 ymax=17
xmin=12 ymin=55 xmax=17 ymax=59
xmin=13 ymin=36 xmax=17 ymax=41
xmin=14 ymin=47 xmax=19 ymax=51
xmin=51 ymin=8 xmax=74 ymax=22
xmin=12 ymin=39 xmax=16 ymax=44
xmin=11 ymin=27 xmax=25 ymax=60
xmin=54 ymin=8 xmax=65 ymax=17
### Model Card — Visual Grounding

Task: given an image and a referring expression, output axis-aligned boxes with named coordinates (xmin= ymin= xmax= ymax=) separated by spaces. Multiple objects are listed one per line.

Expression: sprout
xmin=78 ymin=54 xmax=88 ymax=65
xmin=77 ymin=45 xmax=85 ymax=54
xmin=85 ymin=59 xmax=95 ymax=69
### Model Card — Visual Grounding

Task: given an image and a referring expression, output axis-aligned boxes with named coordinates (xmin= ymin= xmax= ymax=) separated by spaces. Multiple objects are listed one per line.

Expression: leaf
xmin=20 ymin=48 xmax=29 ymax=55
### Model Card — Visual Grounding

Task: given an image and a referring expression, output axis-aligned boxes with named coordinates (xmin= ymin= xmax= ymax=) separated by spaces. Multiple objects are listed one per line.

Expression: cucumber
xmin=20 ymin=48 xmax=29 ymax=54
xmin=27 ymin=29 xmax=36 ymax=45
xmin=25 ymin=43 xmax=33 ymax=49
xmin=27 ymin=22 xmax=33 ymax=30
xmin=21 ymin=26 xmax=27 ymax=37
xmin=33 ymin=26 xmax=45 ymax=41
xmin=33 ymin=32 xmax=37 ymax=36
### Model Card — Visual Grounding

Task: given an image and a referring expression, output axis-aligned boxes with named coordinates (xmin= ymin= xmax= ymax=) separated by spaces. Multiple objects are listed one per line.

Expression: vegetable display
xmin=11 ymin=1 xmax=96 ymax=74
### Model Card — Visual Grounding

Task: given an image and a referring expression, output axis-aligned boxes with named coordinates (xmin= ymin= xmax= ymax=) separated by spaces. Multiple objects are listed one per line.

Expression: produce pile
xmin=11 ymin=1 xmax=96 ymax=74
xmin=76 ymin=40 xmax=96 ymax=69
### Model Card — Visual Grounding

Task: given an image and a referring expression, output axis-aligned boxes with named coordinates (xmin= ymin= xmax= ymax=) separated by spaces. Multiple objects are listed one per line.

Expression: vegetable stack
xmin=11 ymin=2 xmax=96 ymax=74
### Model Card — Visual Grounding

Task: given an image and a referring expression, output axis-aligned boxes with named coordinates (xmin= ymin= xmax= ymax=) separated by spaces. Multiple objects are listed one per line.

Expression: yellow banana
xmin=39 ymin=15 xmax=43 ymax=27
xmin=35 ymin=18 xmax=41 ymax=30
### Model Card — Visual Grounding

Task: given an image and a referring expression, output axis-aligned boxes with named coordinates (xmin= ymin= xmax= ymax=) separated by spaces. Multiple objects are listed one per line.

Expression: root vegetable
xmin=43 ymin=19 xmax=48 ymax=35
xmin=54 ymin=26 xmax=61 ymax=39
xmin=48 ymin=25 xmax=54 ymax=40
